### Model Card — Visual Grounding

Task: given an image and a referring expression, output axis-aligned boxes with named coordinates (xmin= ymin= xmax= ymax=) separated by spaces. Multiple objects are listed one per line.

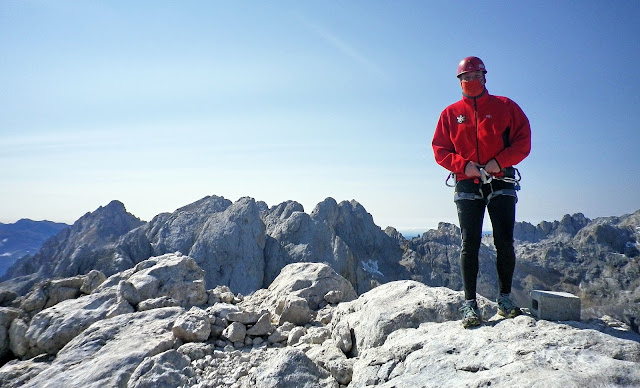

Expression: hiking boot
xmin=497 ymin=295 xmax=522 ymax=318
xmin=459 ymin=300 xmax=482 ymax=328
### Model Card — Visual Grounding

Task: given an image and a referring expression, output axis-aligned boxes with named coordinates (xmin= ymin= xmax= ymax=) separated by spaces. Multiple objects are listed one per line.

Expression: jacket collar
xmin=462 ymin=88 xmax=489 ymax=102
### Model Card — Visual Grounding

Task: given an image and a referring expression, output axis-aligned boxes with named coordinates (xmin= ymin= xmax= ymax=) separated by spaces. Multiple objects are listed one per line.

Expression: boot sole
xmin=498 ymin=309 xmax=522 ymax=319
xmin=462 ymin=317 xmax=482 ymax=328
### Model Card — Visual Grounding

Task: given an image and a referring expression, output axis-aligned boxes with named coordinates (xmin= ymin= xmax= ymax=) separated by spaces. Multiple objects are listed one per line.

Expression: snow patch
xmin=361 ymin=259 xmax=384 ymax=276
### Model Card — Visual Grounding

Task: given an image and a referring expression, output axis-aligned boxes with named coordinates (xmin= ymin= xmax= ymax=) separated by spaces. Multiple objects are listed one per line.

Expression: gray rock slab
xmin=17 ymin=307 xmax=183 ymax=388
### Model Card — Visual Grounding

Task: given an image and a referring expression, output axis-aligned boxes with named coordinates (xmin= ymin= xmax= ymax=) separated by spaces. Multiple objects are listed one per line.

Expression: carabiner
xmin=479 ymin=168 xmax=493 ymax=184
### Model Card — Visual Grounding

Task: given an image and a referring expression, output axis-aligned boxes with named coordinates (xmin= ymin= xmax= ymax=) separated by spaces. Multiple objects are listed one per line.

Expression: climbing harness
xmin=446 ymin=167 xmax=522 ymax=203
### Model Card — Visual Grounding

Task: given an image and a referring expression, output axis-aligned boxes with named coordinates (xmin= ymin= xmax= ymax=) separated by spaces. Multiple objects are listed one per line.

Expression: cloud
xmin=294 ymin=13 xmax=387 ymax=79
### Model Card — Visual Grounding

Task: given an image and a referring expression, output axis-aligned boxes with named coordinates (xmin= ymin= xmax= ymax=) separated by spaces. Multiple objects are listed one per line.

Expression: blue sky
xmin=1 ymin=1 xmax=639 ymax=233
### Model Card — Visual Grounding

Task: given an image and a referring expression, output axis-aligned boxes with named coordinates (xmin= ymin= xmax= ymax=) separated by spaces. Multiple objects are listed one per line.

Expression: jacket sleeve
xmin=432 ymin=109 xmax=468 ymax=174
xmin=493 ymin=99 xmax=531 ymax=168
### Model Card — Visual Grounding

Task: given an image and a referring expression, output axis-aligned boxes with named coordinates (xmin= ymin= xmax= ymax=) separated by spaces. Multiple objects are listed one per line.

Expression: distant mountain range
xmin=0 ymin=197 xmax=638 ymax=333
xmin=0 ymin=197 xmax=639 ymax=387
xmin=0 ymin=219 xmax=68 ymax=277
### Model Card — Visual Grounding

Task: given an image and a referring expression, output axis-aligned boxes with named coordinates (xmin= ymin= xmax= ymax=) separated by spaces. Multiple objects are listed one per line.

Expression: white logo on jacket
xmin=457 ymin=115 xmax=466 ymax=123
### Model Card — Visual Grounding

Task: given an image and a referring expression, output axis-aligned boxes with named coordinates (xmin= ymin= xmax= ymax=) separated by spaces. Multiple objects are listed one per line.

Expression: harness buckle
xmin=479 ymin=168 xmax=493 ymax=184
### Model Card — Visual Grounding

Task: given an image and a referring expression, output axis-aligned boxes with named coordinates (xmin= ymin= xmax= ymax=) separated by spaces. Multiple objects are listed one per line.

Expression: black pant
xmin=455 ymin=180 xmax=517 ymax=301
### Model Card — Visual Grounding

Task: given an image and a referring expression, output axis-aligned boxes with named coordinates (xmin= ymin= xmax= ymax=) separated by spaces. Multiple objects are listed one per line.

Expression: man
xmin=432 ymin=56 xmax=531 ymax=328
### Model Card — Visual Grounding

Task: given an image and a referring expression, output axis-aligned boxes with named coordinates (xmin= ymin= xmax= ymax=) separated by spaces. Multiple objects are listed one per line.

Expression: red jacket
xmin=432 ymin=90 xmax=531 ymax=181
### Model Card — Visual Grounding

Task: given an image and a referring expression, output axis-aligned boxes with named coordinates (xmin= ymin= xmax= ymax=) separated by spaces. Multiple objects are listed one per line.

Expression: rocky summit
xmin=0 ymin=196 xmax=639 ymax=387
xmin=0 ymin=258 xmax=638 ymax=388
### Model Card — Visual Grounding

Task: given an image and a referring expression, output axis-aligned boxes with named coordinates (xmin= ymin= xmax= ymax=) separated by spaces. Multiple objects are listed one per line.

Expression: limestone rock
xmin=22 ymin=289 xmax=134 ymax=358
xmin=252 ymin=347 xmax=336 ymax=388
xmin=0 ymin=200 xmax=144 ymax=295
xmin=117 ymin=280 xmax=141 ymax=306
xmin=278 ymin=295 xmax=313 ymax=326
xmin=8 ymin=318 xmax=28 ymax=358
xmin=348 ymin=316 xmax=640 ymax=387
xmin=222 ymin=321 xmax=247 ymax=343
xmin=306 ymin=341 xmax=354 ymax=385
xmin=227 ymin=310 xmax=261 ymax=325
xmin=287 ymin=326 xmax=307 ymax=346
xmin=79 ymin=269 xmax=106 ymax=294
xmin=324 ymin=290 xmax=344 ymax=305
xmin=262 ymin=198 xmax=407 ymax=295
xmin=246 ymin=313 xmax=275 ymax=336
xmin=96 ymin=253 xmax=208 ymax=307
xmin=0 ymin=356 xmax=51 ymax=388
xmin=187 ymin=197 xmax=267 ymax=294
xmin=300 ymin=326 xmax=331 ymax=345
xmin=267 ymin=322 xmax=294 ymax=344
xmin=330 ymin=280 xmax=495 ymax=356
xmin=176 ymin=342 xmax=214 ymax=360
xmin=0 ymin=307 xmax=20 ymax=359
xmin=137 ymin=296 xmax=180 ymax=311
xmin=20 ymin=286 xmax=46 ymax=313
xmin=206 ymin=302 xmax=240 ymax=320
xmin=172 ymin=307 xmax=211 ymax=342
xmin=332 ymin=321 xmax=353 ymax=353
xmin=9 ymin=307 xmax=183 ymax=388
xmin=248 ymin=262 xmax=357 ymax=317
xmin=128 ymin=349 xmax=194 ymax=388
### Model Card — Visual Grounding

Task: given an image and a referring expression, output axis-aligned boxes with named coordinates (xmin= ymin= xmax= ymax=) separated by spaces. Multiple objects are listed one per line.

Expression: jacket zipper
xmin=473 ymin=98 xmax=480 ymax=164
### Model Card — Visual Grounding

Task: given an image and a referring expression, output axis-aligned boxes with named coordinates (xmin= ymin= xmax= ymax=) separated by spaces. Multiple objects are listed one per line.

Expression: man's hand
xmin=484 ymin=159 xmax=501 ymax=174
xmin=464 ymin=162 xmax=482 ymax=178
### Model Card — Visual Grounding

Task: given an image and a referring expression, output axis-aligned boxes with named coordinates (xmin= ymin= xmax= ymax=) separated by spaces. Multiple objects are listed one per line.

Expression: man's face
xmin=458 ymin=71 xmax=485 ymax=84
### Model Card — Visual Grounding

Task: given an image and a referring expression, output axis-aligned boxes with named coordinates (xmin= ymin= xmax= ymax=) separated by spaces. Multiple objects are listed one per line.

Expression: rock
xmin=324 ymin=290 xmax=344 ymax=305
xmin=287 ymin=326 xmax=307 ymax=346
xmin=0 ymin=356 xmax=51 ymax=388
xmin=117 ymin=280 xmax=141 ymax=306
xmin=263 ymin=198 xmax=407 ymax=295
xmin=0 ymin=200 xmax=144 ymax=295
xmin=278 ymin=295 xmax=313 ymax=326
xmin=137 ymin=296 xmax=180 ymax=311
xmin=330 ymin=280 xmax=495 ymax=356
xmin=95 ymin=253 xmax=208 ymax=308
xmin=300 ymin=326 xmax=331 ymax=345
xmin=267 ymin=263 xmax=357 ymax=311
xmin=267 ymin=323 xmax=293 ymax=344
xmin=222 ymin=321 xmax=247 ymax=343
xmin=2 ymin=198 xmax=640 ymax=387
xmin=188 ymin=197 xmax=267 ymax=294
xmin=177 ymin=342 xmax=213 ymax=360
xmin=8 ymin=318 xmax=28 ymax=358
xmin=20 ymin=286 xmax=46 ymax=313
xmin=246 ymin=313 xmax=275 ymax=336
xmin=172 ymin=307 xmax=211 ymax=342
xmin=79 ymin=269 xmax=106 ymax=294
xmin=245 ymin=263 xmax=356 ymax=328
xmin=8 ymin=307 xmax=183 ymax=388
xmin=43 ymin=276 xmax=84 ymax=308
xmin=0 ymin=290 xmax=18 ymax=307
xmin=252 ymin=347 xmax=336 ymax=388
xmin=332 ymin=322 xmax=352 ymax=353
xmin=306 ymin=341 xmax=354 ymax=385
xmin=0 ymin=307 xmax=20 ymax=359
xmin=128 ymin=349 xmax=194 ymax=388
xmin=206 ymin=302 xmax=240 ymax=320
xmin=348 ymin=316 xmax=640 ymax=387
xmin=227 ymin=310 xmax=261 ymax=325
xmin=22 ymin=289 xmax=134 ymax=358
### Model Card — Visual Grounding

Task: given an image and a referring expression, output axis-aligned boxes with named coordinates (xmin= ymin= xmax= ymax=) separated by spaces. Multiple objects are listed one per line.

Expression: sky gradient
xmin=2 ymin=1 xmax=639 ymax=233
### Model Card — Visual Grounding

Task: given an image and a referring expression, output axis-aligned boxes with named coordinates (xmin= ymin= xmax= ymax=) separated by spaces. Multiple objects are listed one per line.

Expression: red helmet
xmin=457 ymin=56 xmax=487 ymax=78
